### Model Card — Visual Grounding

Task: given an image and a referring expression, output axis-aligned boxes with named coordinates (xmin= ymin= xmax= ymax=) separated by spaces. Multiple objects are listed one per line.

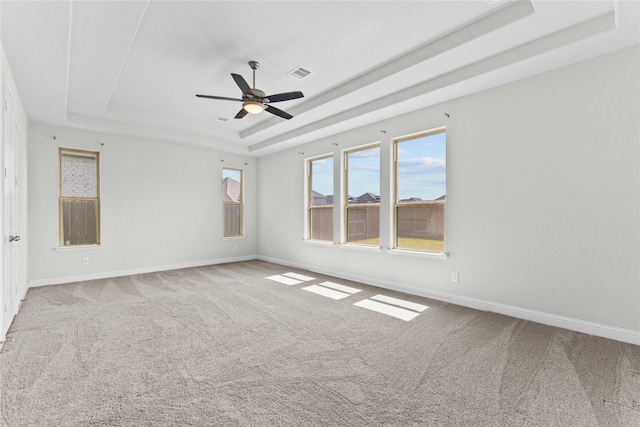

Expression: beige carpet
xmin=1 ymin=260 xmax=639 ymax=426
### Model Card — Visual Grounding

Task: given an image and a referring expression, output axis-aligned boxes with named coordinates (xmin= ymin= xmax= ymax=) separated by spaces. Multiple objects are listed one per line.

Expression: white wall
xmin=28 ymin=125 xmax=257 ymax=282
xmin=257 ymin=46 xmax=640 ymax=336
xmin=1 ymin=45 xmax=30 ymax=340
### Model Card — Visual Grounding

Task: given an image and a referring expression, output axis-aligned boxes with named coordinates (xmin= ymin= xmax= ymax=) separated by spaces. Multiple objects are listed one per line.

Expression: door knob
xmin=9 ymin=235 xmax=20 ymax=242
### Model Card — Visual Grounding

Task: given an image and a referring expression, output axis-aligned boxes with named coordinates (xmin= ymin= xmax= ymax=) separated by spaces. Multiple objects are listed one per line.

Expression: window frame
xmin=343 ymin=142 xmax=381 ymax=247
xmin=222 ymin=167 xmax=244 ymax=238
xmin=306 ymin=154 xmax=334 ymax=243
xmin=393 ymin=127 xmax=446 ymax=254
xmin=58 ymin=147 xmax=101 ymax=247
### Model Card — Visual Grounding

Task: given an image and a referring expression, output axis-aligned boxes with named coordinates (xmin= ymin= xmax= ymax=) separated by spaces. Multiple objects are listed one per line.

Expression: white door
xmin=3 ymin=79 xmax=20 ymax=325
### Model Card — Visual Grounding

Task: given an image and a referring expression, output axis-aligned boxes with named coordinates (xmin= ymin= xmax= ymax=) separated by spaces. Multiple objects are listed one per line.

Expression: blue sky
xmin=347 ymin=146 xmax=380 ymax=198
xmin=310 ymin=157 xmax=333 ymax=196
xmin=311 ymin=132 xmax=446 ymax=201
xmin=223 ymin=168 xmax=241 ymax=182
xmin=396 ymin=132 xmax=446 ymax=201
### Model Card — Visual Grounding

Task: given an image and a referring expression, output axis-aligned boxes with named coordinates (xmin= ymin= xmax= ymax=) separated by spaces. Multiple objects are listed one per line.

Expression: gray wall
xmin=256 ymin=46 xmax=640 ymax=332
xmin=28 ymin=125 xmax=257 ymax=281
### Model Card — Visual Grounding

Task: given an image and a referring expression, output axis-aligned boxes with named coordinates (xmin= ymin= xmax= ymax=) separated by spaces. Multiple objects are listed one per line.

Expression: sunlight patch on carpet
xmin=318 ymin=281 xmax=361 ymax=295
xmin=370 ymin=294 xmax=428 ymax=312
xmin=302 ymin=284 xmax=351 ymax=300
xmin=282 ymin=272 xmax=316 ymax=281
xmin=354 ymin=299 xmax=421 ymax=321
xmin=266 ymin=275 xmax=303 ymax=286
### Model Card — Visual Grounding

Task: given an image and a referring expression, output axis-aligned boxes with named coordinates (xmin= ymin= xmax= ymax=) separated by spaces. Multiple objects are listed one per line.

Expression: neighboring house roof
xmin=312 ymin=190 xmax=328 ymax=205
xmin=401 ymin=197 xmax=423 ymax=202
xmin=436 ymin=195 xmax=446 ymax=201
xmin=222 ymin=177 xmax=241 ymax=202
xmin=358 ymin=192 xmax=379 ymax=202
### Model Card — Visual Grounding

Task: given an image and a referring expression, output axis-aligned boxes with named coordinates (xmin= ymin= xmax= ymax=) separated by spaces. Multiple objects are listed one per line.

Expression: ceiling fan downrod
xmin=248 ymin=60 xmax=259 ymax=89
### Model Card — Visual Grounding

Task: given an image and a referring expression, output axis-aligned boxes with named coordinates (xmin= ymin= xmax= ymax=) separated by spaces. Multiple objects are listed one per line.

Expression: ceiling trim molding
xmin=249 ymin=11 xmax=616 ymax=155
xmin=103 ymin=0 xmax=151 ymax=113
xmin=66 ymin=112 xmax=250 ymax=155
xmin=241 ymin=0 xmax=535 ymax=141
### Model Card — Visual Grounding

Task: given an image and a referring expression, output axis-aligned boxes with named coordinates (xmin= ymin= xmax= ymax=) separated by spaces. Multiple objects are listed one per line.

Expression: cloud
xmin=397 ymin=157 xmax=445 ymax=175
xmin=351 ymin=164 xmax=380 ymax=173
xmin=349 ymin=146 xmax=380 ymax=158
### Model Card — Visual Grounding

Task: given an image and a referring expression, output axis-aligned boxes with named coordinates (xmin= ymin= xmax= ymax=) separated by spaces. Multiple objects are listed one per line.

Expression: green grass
xmin=396 ymin=237 xmax=444 ymax=252
xmin=348 ymin=237 xmax=444 ymax=252
xmin=348 ymin=237 xmax=380 ymax=247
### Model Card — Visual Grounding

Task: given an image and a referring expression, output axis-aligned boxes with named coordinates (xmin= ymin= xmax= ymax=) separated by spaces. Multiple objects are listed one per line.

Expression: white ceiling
xmin=1 ymin=1 xmax=638 ymax=156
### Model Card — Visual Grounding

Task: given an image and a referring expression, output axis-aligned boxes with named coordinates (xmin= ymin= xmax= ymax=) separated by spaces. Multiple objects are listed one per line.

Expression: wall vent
xmin=287 ymin=66 xmax=312 ymax=80
xmin=214 ymin=116 xmax=229 ymax=122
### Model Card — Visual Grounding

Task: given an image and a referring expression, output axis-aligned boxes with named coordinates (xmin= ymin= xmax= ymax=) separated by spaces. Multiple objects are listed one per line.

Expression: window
xmin=344 ymin=144 xmax=380 ymax=246
xmin=59 ymin=148 xmax=100 ymax=246
xmin=222 ymin=168 xmax=243 ymax=237
xmin=394 ymin=128 xmax=446 ymax=252
xmin=307 ymin=155 xmax=334 ymax=242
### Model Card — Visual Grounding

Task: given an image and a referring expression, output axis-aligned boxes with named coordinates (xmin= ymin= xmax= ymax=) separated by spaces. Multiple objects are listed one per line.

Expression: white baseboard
xmin=27 ymin=255 xmax=258 ymax=288
xmin=257 ymin=255 xmax=640 ymax=346
xmin=22 ymin=255 xmax=639 ymax=346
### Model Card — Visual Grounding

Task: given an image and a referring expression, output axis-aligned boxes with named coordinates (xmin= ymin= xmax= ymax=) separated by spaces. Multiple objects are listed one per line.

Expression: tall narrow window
xmin=222 ymin=168 xmax=243 ymax=237
xmin=394 ymin=128 xmax=446 ymax=253
xmin=307 ymin=155 xmax=334 ymax=242
xmin=59 ymin=148 xmax=100 ymax=246
xmin=345 ymin=144 xmax=380 ymax=246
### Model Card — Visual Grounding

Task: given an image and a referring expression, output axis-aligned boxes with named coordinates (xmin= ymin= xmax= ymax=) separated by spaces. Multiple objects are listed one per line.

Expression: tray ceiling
xmin=1 ymin=1 xmax=638 ymax=156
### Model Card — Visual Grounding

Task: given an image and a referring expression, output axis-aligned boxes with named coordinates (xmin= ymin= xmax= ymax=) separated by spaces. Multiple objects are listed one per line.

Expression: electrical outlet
xmin=82 ymin=257 xmax=89 ymax=265
xmin=451 ymin=272 xmax=459 ymax=282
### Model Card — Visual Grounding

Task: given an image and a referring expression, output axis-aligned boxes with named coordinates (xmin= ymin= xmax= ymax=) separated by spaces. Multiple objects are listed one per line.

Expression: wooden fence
xmin=308 ymin=202 xmax=445 ymax=243
xmin=346 ymin=205 xmax=380 ymax=242
xmin=61 ymin=199 xmax=98 ymax=245
xmin=223 ymin=204 xmax=242 ymax=237
xmin=310 ymin=207 xmax=333 ymax=241
xmin=396 ymin=203 xmax=444 ymax=240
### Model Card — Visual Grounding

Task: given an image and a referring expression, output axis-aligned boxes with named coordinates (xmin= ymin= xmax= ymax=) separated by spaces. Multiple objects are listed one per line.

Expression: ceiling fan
xmin=196 ymin=61 xmax=304 ymax=120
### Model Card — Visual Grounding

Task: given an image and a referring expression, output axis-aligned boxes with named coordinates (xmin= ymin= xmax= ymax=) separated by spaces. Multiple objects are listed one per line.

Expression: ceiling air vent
xmin=214 ymin=116 xmax=229 ymax=122
xmin=287 ymin=66 xmax=312 ymax=80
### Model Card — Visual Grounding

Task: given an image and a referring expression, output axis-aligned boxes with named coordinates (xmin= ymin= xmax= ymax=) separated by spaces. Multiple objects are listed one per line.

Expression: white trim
xmin=54 ymin=245 xmax=102 ymax=252
xmin=338 ymin=243 xmax=383 ymax=253
xmin=303 ymin=239 xmax=335 ymax=246
xmin=20 ymin=254 xmax=640 ymax=346
xmin=27 ymin=255 xmax=257 ymax=288
xmin=388 ymin=248 xmax=449 ymax=260
xmin=257 ymin=255 xmax=640 ymax=346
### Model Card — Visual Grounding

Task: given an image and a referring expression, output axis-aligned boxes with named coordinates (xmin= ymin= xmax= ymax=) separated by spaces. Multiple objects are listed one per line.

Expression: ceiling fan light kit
xmin=196 ymin=60 xmax=304 ymax=120
xmin=243 ymin=101 xmax=264 ymax=114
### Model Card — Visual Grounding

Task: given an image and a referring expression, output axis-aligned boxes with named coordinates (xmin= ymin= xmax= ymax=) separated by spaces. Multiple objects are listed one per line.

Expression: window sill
xmin=339 ymin=243 xmax=383 ymax=253
xmin=388 ymin=248 xmax=449 ymax=260
xmin=222 ymin=236 xmax=245 ymax=240
xmin=303 ymin=239 xmax=335 ymax=246
xmin=54 ymin=245 xmax=102 ymax=252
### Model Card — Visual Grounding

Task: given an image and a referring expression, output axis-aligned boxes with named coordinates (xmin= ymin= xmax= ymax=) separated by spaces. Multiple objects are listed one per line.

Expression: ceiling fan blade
xmin=265 ymin=105 xmax=293 ymax=120
xmin=231 ymin=73 xmax=251 ymax=95
xmin=234 ymin=108 xmax=248 ymax=119
xmin=196 ymin=94 xmax=243 ymax=102
xmin=264 ymin=91 xmax=304 ymax=103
